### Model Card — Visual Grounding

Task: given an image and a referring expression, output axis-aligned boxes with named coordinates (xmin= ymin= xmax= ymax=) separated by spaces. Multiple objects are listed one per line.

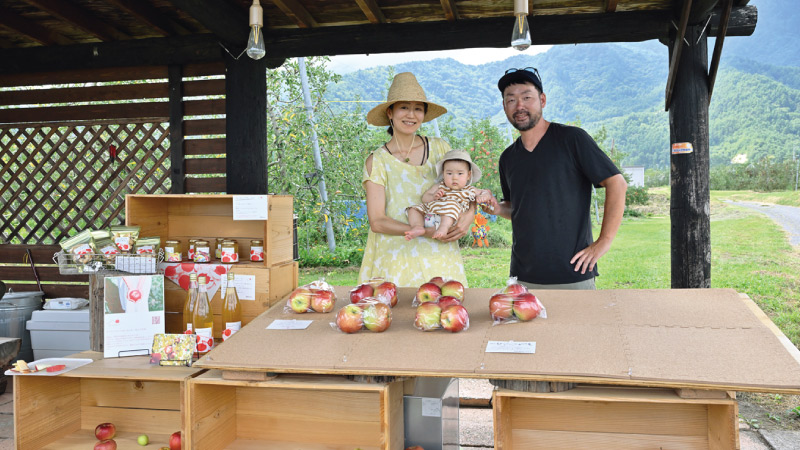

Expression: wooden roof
xmin=0 ymin=0 xmax=756 ymax=73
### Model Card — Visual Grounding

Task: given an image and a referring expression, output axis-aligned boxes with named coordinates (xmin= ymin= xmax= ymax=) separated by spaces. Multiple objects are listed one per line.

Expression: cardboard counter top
xmin=194 ymin=287 xmax=800 ymax=393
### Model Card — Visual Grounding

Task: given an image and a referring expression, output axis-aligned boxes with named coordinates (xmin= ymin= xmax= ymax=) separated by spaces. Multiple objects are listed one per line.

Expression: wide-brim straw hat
xmin=366 ymin=72 xmax=447 ymax=126
xmin=435 ymin=149 xmax=482 ymax=185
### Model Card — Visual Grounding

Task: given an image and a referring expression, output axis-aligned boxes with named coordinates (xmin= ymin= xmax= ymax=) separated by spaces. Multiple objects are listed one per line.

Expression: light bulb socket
xmin=514 ymin=0 xmax=528 ymax=16
xmin=250 ymin=0 xmax=263 ymax=27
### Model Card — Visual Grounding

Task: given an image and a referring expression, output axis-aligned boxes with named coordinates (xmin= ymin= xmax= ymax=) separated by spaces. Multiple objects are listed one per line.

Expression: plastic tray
xmin=4 ymin=357 xmax=93 ymax=376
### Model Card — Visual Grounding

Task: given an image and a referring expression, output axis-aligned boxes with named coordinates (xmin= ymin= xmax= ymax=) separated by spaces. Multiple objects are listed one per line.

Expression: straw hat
xmin=435 ymin=149 xmax=482 ymax=185
xmin=366 ymin=72 xmax=447 ymax=126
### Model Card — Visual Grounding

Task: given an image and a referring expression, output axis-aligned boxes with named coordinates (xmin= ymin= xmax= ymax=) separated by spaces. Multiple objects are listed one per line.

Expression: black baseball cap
xmin=498 ymin=67 xmax=543 ymax=94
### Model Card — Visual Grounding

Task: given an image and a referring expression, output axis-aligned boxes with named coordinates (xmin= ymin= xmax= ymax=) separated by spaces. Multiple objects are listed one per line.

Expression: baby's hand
xmin=434 ymin=189 xmax=445 ymax=200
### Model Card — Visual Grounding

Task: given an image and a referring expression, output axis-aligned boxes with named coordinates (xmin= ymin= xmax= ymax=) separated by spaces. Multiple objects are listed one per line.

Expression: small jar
xmin=215 ymin=238 xmax=226 ymax=259
xmin=250 ymin=239 xmax=264 ymax=262
xmin=193 ymin=240 xmax=211 ymax=263
xmin=221 ymin=240 xmax=239 ymax=263
xmin=164 ymin=240 xmax=182 ymax=262
xmin=187 ymin=239 xmax=197 ymax=260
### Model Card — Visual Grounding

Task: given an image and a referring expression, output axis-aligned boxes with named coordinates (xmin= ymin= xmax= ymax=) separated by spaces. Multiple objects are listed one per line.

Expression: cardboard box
xmin=125 ymin=194 xmax=294 ymax=267
xmin=188 ymin=370 xmax=405 ymax=449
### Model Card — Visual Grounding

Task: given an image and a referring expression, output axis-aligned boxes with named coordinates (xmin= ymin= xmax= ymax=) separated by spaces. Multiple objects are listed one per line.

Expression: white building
xmin=622 ymin=166 xmax=645 ymax=188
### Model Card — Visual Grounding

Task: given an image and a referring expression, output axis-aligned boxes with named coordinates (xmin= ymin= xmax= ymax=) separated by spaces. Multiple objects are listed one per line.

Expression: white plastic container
xmin=26 ymin=307 xmax=90 ymax=360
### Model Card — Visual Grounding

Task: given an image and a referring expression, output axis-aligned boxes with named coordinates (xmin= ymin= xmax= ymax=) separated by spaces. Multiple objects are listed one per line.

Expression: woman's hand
xmin=440 ymin=206 xmax=476 ymax=242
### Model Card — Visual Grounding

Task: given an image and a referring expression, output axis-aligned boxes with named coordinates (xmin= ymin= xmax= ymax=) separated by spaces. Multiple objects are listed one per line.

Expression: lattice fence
xmin=0 ymin=120 xmax=171 ymax=244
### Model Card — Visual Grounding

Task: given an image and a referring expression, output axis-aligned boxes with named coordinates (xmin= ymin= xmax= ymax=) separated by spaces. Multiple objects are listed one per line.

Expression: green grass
xmin=710 ymin=189 xmax=800 ymax=207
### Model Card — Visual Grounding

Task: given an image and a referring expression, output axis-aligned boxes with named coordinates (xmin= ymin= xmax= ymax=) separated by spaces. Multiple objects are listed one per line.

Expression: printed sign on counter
xmin=485 ymin=340 xmax=536 ymax=354
xmin=103 ymin=275 xmax=165 ymax=358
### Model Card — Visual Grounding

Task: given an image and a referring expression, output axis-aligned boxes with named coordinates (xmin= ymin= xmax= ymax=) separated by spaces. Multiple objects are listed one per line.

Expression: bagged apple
xmin=284 ymin=279 xmax=337 ymax=314
xmin=413 ymin=297 xmax=470 ymax=332
xmin=489 ymin=277 xmax=547 ymax=325
xmin=331 ymin=298 xmax=392 ymax=333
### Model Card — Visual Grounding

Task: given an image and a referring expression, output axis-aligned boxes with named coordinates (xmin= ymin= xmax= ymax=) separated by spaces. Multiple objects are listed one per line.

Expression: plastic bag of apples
xmin=331 ymin=298 xmax=393 ymax=333
xmin=411 ymin=277 xmax=470 ymax=333
xmin=284 ymin=279 xmax=338 ymax=314
xmin=349 ymin=277 xmax=398 ymax=307
xmin=489 ymin=277 xmax=547 ymax=325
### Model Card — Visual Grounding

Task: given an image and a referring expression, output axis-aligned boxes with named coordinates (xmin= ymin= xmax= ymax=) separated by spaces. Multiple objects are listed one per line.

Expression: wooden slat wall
xmin=0 ymin=244 xmax=89 ymax=298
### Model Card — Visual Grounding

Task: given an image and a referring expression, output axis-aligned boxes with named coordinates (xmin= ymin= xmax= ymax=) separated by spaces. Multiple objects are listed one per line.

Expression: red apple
xmin=428 ymin=276 xmax=445 ymax=287
xmin=440 ymin=304 xmax=469 ymax=332
xmin=169 ymin=431 xmax=182 ymax=450
xmin=374 ymin=281 xmax=398 ymax=307
xmin=513 ymin=292 xmax=541 ymax=321
xmin=503 ymin=282 xmax=528 ymax=297
xmin=414 ymin=303 xmax=442 ymax=331
xmin=405 ymin=447 xmax=424 ymax=450
xmin=440 ymin=280 xmax=464 ymax=300
xmin=489 ymin=293 xmax=515 ymax=320
xmin=95 ymin=422 xmax=116 ymax=440
xmin=350 ymin=283 xmax=374 ymax=303
xmin=288 ymin=287 xmax=312 ymax=313
xmin=336 ymin=304 xmax=364 ymax=333
xmin=416 ymin=282 xmax=441 ymax=304
xmin=94 ymin=440 xmax=117 ymax=450
xmin=363 ymin=302 xmax=392 ymax=332
xmin=437 ymin=296 xmax=461 ymax=310
xmin=310 ymin=288 xmax=335 ymax=313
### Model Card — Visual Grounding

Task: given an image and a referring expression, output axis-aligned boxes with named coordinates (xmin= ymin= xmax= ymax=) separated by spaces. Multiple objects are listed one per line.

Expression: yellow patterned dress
xmin=359 ymin=137 xmax=468 ymax=288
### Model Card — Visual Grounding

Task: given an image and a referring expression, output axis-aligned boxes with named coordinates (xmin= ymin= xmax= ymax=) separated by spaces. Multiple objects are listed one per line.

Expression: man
xmin=486 ymin=67 xmax=627 ymax=290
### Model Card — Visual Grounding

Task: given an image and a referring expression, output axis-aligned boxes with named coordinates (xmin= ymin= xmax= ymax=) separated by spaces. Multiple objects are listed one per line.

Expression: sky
xmin=327 ymin=45 xmax=552 ymax=74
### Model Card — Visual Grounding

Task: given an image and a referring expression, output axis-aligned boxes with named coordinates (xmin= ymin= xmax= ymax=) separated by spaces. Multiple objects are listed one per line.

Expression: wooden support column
xmin=669 ymin=23 xmax=711 ymax=289
xmin=168 ymin=64 xmax=185 ymax=194
xmin=225 ymin=54 xmax=267 ymax=194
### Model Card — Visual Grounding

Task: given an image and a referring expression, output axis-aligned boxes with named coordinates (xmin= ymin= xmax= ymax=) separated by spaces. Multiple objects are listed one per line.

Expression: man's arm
xmin=570 ymin=173 xmax=627 ymax=274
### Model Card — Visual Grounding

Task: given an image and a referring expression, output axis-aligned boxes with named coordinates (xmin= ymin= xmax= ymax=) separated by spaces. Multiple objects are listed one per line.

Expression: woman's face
xmin=386 ymin=101 xmax=425 ymax=135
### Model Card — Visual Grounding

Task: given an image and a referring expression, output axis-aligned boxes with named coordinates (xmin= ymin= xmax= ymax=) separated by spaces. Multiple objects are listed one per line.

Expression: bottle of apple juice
xmin=222 ymin=272 xmax=242 ymax=341
xmin=183 ymin=273 xmax=198 ymax=333
xmin=192 ymin=276 xmax=214 ymax=355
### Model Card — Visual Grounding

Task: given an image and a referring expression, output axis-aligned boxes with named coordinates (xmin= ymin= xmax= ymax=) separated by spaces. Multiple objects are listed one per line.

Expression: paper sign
xmin=103 ymin=275 xmax=165 ymax=358
xmin=485 ymin=340 xmax=536 ymax=354
xmin=267 ymin=319 xmax=313 ymax=330
xmin=221 ymin=274 xmax=256 ymax=300
xmin=671 ymin=142 xmax=694 ymax=154
xmin=421 ymin=398 xmax=442 ymax=417
xmin=233 ymin=195 xmax=269 ymax=220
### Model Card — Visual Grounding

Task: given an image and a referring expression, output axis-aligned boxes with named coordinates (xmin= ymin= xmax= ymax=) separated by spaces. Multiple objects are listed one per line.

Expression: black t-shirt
xmin=499 ymin=122 xmax=621 ymax=284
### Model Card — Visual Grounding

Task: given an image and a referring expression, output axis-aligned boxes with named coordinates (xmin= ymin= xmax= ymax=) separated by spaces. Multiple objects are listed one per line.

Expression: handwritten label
xmin=233 ymin=195 xmax=269 ymax=221
xmin=221 ymin=274 xmax=256 ymax=300
xmin=485 ymin=340 xmax=536 ymax=354
xmin=421 ymin=398 xmax=442 ymax=417
xmin=267 ymin=319 xmax=312 ymax=330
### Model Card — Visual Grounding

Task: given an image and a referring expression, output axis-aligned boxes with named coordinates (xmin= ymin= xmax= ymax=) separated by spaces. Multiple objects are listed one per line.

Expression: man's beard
xmin=510 ymin=110 xmax=539 ymax=131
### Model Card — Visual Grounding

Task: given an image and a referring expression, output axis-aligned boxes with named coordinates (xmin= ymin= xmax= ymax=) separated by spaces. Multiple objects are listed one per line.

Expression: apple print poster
xmin=104 ymin=275 xmax=165 ymax=358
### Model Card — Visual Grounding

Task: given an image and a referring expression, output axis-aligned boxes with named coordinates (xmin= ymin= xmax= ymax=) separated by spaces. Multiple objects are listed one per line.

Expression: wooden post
xmin=669 ymin=23 xmax=711 ymax=289
xmin=168 ymin=64 xmax=185 ymax=194
xmin=225 ymin=53 xmax=268 ymax=194
xmin=89 ymin=273 xmax=106 ymax=352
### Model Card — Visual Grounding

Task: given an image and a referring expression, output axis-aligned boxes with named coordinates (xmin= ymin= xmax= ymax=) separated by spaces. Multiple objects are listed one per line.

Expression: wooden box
xmin=125 ymin=194 xmax=294 ymax=267
xmin=187 ymin=371 xmax=405 ymax=450
xmin=14 ymin=353 xmax=202 ymax=449
xmin=493 ymin=385 xmax=739 ymax=450
xmin=163 ymin=261 xmax=298 ymax=337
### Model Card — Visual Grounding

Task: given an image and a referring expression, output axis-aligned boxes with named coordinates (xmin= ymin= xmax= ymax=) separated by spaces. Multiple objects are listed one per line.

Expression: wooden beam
xmin=708 ymin=2 xmax=754 ymax=39
xmin=271 ymin=0 xmax=318 ymax=29
xmin=27 ymin=0 xmax=130 ymax=41
xmin=0 ymin=6 xmax=75 ymax=46
xmin=708 ymin=0 xmax=732 ymax=103
xmin=103 ymin=0 xmax=190 ymax=37
xmin=166 ymin=0 xmax=248 ymax=45
xmin=604 ymin=0 xmax=618 ymax=13
xmin=665 ymin=0 xmax=693 ymax=112
xmin=225 ymin=54 xmax=267 ymax=194
xmin=354 ymin=0 xmax=386 ymax=24
xmin=169 ymin=64 xmax=185 ymax=194
xmin=440 ymin=0 xmax=460 ymax=21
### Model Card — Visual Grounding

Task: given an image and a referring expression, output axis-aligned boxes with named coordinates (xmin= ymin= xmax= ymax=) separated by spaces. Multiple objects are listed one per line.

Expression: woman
xmin=359 ymin=72 xmax=474 ymax=287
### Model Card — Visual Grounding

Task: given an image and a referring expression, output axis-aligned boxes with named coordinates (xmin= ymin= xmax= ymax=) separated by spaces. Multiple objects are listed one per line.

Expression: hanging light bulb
xmin=511 ymin=0 xmax=531 ymax=51
xmin=246 ymin=0 xmax=266 ymax=60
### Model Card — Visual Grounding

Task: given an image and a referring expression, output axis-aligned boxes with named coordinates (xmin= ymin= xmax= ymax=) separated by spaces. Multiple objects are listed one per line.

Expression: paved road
xmin=727 ymin=201 xmax=800 ymax=246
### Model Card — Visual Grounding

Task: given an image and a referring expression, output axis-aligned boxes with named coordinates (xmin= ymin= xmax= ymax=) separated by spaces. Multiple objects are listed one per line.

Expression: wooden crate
xmin=125 ymin=194 xmax=294 ymax=267
xmin=187 ymin=371 xmax=405 ymax=450
xmin=14 ymin=353 xmax=202 ymax=449
xmin=163 ymin=260 xmax=298 ymax=337
xmin=493 ymin=385 xmax=739 ymax=450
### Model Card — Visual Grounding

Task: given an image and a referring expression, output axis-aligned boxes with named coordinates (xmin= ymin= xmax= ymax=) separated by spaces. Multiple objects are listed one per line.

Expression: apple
xmin=441 ymin=280 xmax=465 ymax=300
xmin=489 ymin=293 xmax=514 ymax=320
xmin=416 ymin=282 xmax=441 ymax=304
xmin=95 ymin=422 xmax=116 ymax=440
xmin=350 ymin=283 xmax=374 ymax=304
xmin=363 ymin=302 xmax=392 ymax=332
xmin=336 ymin=304 xmax=364 ymax=333
xmin=288 ymin=287 xmax=312 ymax=313
xmin=428 ymin=276 xmax=445 ymax=287
xmin=437 ymin=296 xmax=461 ymax=310
xmin=374 ymin=281 xmax=398 ymax=307
xmin=513 ymin=292 xmax=541 ymax=321
xmin=503 ymin=282 xmax=528 ymax=297
xmin=169 ymin=431 xmax=182 ymax=450
xmin=95 ymin=440 xmax=117 ymax=450
xmin=414 ymin=303 xmax=442 ymax=331
xmin=440 ymin=304 xmax=469 ymax=332
xmin=406 ymin=447 xmax=425 ymax=450
xmin=137 ymin=434 xmax=149 ymax=446
xmin=310 ymin=288 xmax=335 ymax=313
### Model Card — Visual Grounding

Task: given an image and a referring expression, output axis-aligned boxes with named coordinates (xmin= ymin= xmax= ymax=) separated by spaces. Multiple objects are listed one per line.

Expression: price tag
xmin=485 ymin=340 xmax=536 ymax=354
xmin=266 ymin=319 xmax=312 ymax=330
xmin=233 ymin=195 xmax=269 ymax=220
xmin=421 ymin=398 xmax=442 ymax=417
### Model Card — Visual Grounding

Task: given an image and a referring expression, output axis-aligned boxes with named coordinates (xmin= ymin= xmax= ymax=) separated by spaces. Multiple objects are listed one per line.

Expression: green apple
xmin=137 ymin=434 xmax=149 ymax=446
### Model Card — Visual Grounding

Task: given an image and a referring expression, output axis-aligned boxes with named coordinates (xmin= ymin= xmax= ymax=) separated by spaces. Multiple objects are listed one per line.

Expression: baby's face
xmin=442 ymin=160 xmax=471 ymax=190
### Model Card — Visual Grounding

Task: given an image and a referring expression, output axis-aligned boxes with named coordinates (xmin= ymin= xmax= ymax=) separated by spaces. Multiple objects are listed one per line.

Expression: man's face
xmin=502 ymin=82 xmax=545 ymax=131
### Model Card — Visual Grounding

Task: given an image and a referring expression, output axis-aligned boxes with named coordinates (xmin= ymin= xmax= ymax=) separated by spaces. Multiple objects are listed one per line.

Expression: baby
xmin=405 ymin=149 xmax=497 ymax=241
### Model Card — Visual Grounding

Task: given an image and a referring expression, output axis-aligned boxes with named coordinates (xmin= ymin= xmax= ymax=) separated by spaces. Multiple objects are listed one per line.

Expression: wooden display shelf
xmin=187 ymin=371 xmax=405 ymax=450
xmin=493 ymin=385 xmax=738 ymax=450
xmin=14 ymin=352 xmax=203 ymax=450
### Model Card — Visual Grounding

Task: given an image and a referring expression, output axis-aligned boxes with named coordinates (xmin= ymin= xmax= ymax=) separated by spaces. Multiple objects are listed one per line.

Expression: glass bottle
xmin=183 ymin=273 xmax=198 ymax=333
xmin=192 ymin=276 xmax=214 ymax=355
xmin=222 ymin=272 xmax=242 ymax=341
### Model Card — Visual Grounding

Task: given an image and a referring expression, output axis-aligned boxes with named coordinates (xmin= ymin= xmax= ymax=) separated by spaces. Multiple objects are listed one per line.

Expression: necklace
xmin=394 ymin=135 xmax=416 ymax=163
